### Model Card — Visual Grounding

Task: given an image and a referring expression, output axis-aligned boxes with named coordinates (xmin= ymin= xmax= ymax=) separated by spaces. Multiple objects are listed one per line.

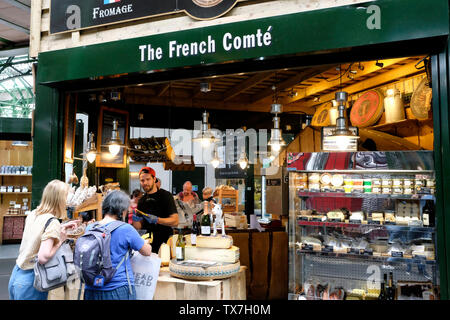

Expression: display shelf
xmin=296 ymin=249 xmax=436 ymax=265
xmin=297 ymin=190 xmax=435 ymax=200
xmin=288 ymin=169 xmax=435 ymax=174
xmin=297 ymin=219 xmax=435 ymax=233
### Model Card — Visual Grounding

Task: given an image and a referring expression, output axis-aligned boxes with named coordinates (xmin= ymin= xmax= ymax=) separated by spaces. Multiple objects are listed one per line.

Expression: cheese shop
xmin=21 ymin=0 xmax=450 ymax=301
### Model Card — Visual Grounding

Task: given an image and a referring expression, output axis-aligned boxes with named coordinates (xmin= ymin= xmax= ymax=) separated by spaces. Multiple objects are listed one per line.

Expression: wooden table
xmin=154 ymin=266 xmax=247 ymax=300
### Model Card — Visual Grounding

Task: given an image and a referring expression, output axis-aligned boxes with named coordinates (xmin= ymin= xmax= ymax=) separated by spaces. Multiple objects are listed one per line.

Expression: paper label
xmin=176 ymin=247 xmax=184 ymax=260
xmin=191 ymin=234 xmax=197 ymax=245
xmin=201 ymin=226 xmax=210 ymax=235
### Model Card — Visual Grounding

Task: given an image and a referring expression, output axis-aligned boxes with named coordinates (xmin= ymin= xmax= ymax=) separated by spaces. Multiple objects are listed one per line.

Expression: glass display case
xmin=287 ymin=151 xmax=440 ymax=300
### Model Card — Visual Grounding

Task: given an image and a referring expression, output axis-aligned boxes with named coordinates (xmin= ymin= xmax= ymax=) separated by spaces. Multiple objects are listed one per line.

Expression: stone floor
xmin=0 ymin=244 xmax=20 ymax=300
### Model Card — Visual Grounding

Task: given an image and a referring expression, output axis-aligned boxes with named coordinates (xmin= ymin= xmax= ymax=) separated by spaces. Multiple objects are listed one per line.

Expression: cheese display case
xmin=287 ymin=151 xmax=440 ymax=300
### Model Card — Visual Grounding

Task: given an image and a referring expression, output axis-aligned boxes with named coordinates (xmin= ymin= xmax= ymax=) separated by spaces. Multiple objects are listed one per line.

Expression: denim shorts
xmin=8 ymin=264 xmax=48 ymax=300
xmin=84 ymin=285 xmax=136 ymax=300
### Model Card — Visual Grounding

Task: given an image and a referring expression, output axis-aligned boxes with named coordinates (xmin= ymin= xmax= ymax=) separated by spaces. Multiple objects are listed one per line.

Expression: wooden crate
xmin=154 ymin=266 xmax=246 ymax=300
xmin=214 ymin=189 xmax=239 ymax=213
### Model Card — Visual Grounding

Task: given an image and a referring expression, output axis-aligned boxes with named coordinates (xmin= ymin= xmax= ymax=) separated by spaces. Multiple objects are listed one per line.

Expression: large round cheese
xmin=169 ymin=259 xmax=240 ymax=280
xmin=350 ymin=90 xmax=384 ymax=127
xmin=411 ymin=77 xmax=432 ymax=120
xmin=196 ymin=235 xmax=233 ymax=249
xmin=311 ymin=102 xmax=332 ymax=127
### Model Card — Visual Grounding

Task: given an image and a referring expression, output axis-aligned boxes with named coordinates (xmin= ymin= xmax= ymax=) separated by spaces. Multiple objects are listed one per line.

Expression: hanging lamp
xmin=192 ymin=111 xmax=220 ymax=148
xmin=267 ymin=103 xmax=286 ymax=153
xmin=107 ymin=119 xmax=123 ymax=156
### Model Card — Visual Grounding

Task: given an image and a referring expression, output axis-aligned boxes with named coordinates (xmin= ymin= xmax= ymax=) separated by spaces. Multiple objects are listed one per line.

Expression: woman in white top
xmin=8 ymin=180 xmax=78 ymax=300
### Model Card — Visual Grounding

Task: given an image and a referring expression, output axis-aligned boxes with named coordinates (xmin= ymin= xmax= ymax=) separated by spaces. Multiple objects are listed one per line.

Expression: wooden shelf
xmin=4 ymin=214 xmax=27 ymax=217
xmin=0 ymin=192 xmax=31 ymax=194
xmin=368 ymin=118 xmax=431 ymax=132
xmin=0 ymin=174 xmax=32 ymax=177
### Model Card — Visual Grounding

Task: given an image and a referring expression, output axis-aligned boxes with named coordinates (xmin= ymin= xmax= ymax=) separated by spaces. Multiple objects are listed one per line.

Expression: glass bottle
xmin=175 ymin=229 xmax=185 ymax=261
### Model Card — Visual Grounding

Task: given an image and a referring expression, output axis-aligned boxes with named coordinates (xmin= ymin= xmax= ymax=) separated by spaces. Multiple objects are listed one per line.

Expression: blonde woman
xmin=8 ymin=179 xmax=78 ymax=300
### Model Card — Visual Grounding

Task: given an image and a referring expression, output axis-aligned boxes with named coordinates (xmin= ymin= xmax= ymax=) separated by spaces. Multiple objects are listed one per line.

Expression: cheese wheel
xmin=411 ymin=77 xmax=432 ymax=120
xmin=185 ymin=245 xmax=240 ymax=263
xmin=311 ymin=102 xmax=332 ymax=127
xmin=350 ymin=90 xmax=384 ymax=127
xmin=196 ymin=235 xmax=233 ymax=249
xmin=169 ymin=260 xmax=241 ymax=280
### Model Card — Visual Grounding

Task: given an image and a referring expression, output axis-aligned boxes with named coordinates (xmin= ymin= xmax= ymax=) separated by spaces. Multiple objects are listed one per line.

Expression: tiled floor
xmin=0 ymin=244 xmax=20 ymax=300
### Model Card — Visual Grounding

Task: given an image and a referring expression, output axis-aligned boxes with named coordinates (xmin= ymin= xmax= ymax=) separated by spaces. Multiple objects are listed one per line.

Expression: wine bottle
xmin=201 ymin=201 xmax=211 ymax=236
xmin=387 ymin=272 xmax=395 ymax=300
xmin=191 ymin=214 xmax=199 ymax=246
xmin=422 ymin=200 xmax=435 ymax=227
xmin=378 ymin=274 xmax=387 ymax=300
xmin=175 ymin=229 xmax=185 ymax=261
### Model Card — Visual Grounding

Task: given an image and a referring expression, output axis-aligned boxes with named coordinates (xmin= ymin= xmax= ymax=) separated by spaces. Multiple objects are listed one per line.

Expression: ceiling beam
xmin=156 ymin=83 xmax=171 ymax=97
xmin=0 ymin=17 xmax=29 ymax=34
xmin=2 ymin=0 xmax=30 ymax=12
xmin=222 ymin=71 xmax=274 ymax=101
xmin=298 ymin=60 xmax=425 ymax=109
xmin=281 ymin=58 xmax=411 ymax=105
xmin=250 ymin=67 xmax=330 ymax=104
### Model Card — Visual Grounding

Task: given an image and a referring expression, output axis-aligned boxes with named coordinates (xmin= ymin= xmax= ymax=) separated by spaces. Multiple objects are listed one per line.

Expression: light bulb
xmin=334 ymin=136 xmax=351 ymax=151
xmin=109 ymin=143 xmax=121 ymax=156
xmin=271 ymin=143 xmax=281 ymax=153
xmin=239 ymin=158 xmax=248 ymax=169
xmin=86 ymin=151 xmax=96 ymax=163
xmin=211 ymin=158 xmax=220 ymax=168
xmin=201 ymin=138 xmax=211 ymax=148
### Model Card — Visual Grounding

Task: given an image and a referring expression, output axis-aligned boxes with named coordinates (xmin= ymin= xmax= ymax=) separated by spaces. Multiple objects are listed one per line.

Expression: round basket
xmin=311 ymin=102 xmax=333 ymax=127
xmin=169 ymin=259 xmax=240 ymax=281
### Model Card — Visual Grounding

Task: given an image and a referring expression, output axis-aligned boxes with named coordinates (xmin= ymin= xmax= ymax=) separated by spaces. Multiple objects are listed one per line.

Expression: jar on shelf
xmin=384 ymin=88 xmax=405 ymax=123
xmin=363 ymin=179 xmax=372 ymax=193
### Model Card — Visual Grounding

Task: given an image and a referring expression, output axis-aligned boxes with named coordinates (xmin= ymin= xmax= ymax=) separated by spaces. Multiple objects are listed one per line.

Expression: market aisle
xmin=0 ymin=244 xmax=20 ymax=300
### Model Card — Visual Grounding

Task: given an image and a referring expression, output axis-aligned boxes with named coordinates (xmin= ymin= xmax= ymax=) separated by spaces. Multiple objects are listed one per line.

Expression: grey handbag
xmin=33 ymin=217 xmax=78 ymax=292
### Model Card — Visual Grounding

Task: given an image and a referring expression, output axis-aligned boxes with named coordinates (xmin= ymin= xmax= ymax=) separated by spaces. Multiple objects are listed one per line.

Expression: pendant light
xmin=324 ymin=91 xmax=359 ymax=151
xmin=238 ymin=149 xmax=249 ymax=170
xmin=85 ymin=132 xmax=98 ymax=163
xmin=107 ymin=119 xmax=123 ymax=156
xmin=192 ymin=111 xmax=220 ymax=148
xmin=210 ymin=146 xmax=221 ymax=168
xmin=267 ymin=103 xmax=286 ymax=153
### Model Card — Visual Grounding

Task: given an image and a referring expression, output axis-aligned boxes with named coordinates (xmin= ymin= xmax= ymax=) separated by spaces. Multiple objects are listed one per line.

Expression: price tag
xmin=391 ymin=251 xmax=403 ymax=258
xmin=349 ymin=220 xmax=362 ymax=224
xmin=302 ymin=244 xmax=314 ymax=251
xmin=322 ymin=245 xmax=334 ymax=253
xmin=349 ymin=248 xmax=362 ymax=255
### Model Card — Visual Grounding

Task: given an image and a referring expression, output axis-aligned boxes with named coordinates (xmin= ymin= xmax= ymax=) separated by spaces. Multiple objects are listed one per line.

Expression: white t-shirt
xmin=16 ymin=210 xmax=61 ymax=270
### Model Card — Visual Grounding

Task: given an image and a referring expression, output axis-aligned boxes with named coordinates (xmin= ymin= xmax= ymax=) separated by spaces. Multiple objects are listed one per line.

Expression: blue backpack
xmin=74 ymin=221 xmax=132 ymax=291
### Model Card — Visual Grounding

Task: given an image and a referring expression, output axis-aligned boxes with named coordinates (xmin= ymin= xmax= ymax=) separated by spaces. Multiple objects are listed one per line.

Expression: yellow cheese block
xmin=185 ymin=245 xmax=240 ymax=263
xmin=159 ymin=243 xmax=171 ymax=267
xmin=196 ymin=235 xmax=233 ymax=249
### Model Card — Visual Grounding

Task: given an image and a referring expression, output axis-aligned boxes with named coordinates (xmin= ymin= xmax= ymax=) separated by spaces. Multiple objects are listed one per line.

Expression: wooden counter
xmin=226 ymin=227 xmax=288 ymax=300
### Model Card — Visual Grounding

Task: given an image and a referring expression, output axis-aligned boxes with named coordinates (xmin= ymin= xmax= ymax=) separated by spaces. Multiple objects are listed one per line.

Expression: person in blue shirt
xmin=83 ymin=190 xmax=152 ymax=300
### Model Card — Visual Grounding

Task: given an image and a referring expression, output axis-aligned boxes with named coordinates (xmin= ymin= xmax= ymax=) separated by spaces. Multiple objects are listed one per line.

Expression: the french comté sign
xmin=50 ymin=0 xmax=242 ymax=34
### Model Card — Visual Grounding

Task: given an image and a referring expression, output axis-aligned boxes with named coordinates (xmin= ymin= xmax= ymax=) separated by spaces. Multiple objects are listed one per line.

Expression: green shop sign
xmin=39 ymin=0 xmax=449 ymax=84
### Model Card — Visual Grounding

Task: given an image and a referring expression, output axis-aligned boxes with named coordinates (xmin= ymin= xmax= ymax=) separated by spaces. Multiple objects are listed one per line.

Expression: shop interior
xmin=28 ymin=52 xmax=438 ymax=300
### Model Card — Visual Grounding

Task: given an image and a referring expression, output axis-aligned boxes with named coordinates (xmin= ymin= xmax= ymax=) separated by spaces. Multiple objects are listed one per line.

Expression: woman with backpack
xmin=8 ymin=179 xmax=78 ymax=300
xmin=80 ymin=190 xmax=152 ymax=300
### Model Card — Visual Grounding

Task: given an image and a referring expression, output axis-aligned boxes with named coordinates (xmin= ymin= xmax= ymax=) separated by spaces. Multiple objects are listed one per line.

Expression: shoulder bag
xmin=33 ymin=217 xmax=78 ymax=292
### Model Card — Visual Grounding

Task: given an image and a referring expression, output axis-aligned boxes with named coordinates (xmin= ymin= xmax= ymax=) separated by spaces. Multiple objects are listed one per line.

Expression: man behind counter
xmin=132 ymin=167 xmax=178 ymax=253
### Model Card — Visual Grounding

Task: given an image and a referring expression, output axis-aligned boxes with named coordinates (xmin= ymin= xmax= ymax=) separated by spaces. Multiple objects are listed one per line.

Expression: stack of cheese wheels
xmin=168 ymin=234 xmax=240 ymax=281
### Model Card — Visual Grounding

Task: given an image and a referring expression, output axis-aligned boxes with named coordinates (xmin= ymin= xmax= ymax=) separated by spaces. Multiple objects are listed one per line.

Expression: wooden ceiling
xmin=123 ymin=56 xmax=425 ymax=115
